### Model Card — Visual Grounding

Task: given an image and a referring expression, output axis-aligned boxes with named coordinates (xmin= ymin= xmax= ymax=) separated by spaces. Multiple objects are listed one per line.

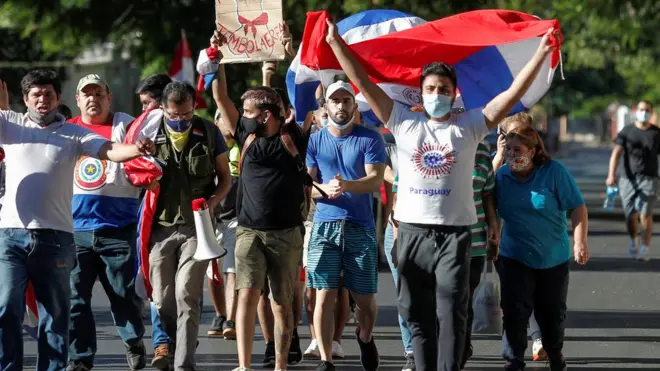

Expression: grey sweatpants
xmin=396 ymin=222 xmax=471 ymax=371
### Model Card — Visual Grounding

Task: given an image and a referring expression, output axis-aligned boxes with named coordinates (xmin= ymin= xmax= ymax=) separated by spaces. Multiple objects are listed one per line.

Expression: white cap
xmin=325 ymin=81 xmax=355 ymax=100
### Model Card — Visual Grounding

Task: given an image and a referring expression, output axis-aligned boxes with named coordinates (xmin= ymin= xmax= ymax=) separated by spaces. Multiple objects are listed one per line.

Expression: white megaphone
xmin=192 ymin=198 xmax=227 ymax=261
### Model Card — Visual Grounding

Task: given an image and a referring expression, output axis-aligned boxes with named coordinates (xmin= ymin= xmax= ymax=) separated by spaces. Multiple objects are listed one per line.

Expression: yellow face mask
xmin=164 ymin=124 xmax=192 ymax=152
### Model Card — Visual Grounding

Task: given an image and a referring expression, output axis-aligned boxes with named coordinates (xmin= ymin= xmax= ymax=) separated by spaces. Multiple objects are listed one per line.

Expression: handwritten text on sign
xmin=215 ymin=0 xmax=286 ymax=63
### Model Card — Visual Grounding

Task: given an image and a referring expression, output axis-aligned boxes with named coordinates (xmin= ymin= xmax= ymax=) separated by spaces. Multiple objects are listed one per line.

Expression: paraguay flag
xmin=292 ymin=9 xmax=563 ymax=123
xmin=23 ymin=283 xmax=39 ymax=340
xmin=123 ymin=109 xmax=165 ymax=300
xmin=196 ymin=47 xmax=220 ymax=91
xmin=286 ymin=10 xmax=427 ymax=125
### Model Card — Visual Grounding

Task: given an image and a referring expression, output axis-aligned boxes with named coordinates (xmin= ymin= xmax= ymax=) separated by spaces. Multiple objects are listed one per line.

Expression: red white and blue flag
xmin=123 ymin=109 xmax=165 ymax=300
xmin=287 ymin=9 xmax=562 ymax=124
xmin=170 ymin=29 xmax=208 ymax=108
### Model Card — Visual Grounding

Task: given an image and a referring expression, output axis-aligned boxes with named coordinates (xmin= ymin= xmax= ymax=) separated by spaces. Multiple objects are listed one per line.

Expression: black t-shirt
xmin=235 ymin=121 xmax=310 ymax=229
xmin=218 ymin=176 xmax=239 ymax=222
xmin=616 ymin=124 xmax=660 ymax=179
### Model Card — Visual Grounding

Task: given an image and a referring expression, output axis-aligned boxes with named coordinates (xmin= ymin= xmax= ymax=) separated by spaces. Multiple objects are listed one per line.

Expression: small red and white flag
xmin=169 ymin=29 xmax=207 ymax=109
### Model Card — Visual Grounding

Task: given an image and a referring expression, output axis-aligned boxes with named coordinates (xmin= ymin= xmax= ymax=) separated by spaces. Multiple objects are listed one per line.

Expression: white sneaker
xmin=332 ymin=341 xmax=345 ymax=359
xmin=304 ymin=339 xmax=320 ymax=358
xmin=637 ymin=245 xmax=651 ymax=261
xmin=532 ymin=338 xmax=547 ymax=361
xmin=629 ymin=239 xmax=638 ymax=258
xmin=232 ymin=368 xmax=255 ymax=371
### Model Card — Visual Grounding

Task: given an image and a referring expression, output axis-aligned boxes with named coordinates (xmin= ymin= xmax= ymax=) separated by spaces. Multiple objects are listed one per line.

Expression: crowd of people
xmin=11 ymin=12 xmax=656 ymax=371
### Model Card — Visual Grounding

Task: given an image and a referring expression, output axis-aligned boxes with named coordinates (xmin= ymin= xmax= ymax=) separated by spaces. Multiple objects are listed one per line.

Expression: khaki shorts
xmin=235 ymin=226 xmax=303 ymax=305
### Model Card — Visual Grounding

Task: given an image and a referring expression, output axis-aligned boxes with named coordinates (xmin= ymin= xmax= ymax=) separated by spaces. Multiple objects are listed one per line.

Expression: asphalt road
xmin=21 ymin=218 xmax=660 ymax=370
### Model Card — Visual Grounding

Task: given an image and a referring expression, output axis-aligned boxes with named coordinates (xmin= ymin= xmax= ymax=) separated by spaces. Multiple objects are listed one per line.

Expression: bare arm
xmin=383 ymin=165 xmax=395 ymax=185
xmin=97 ymin=140 xmax=154 ymax=163
xmin=483 ymin=192 xmax=498 ymax=231
xmin=606 ymin=145 xmax=624 ymax=184
xmin=571 ymin=205 xmax=588 ymax=245
xmin=262 ymin=62 xmax=276 ymax=87
xmin=208 ymin=153 xmax=232 ymax=211
xmin=325 ymin=19 xmax=394 ymax=124
xmin=301 ymin=111 xmax=314 ymax=134
xmin=342 ymin=163 xmax=385 ymax=194
xmin=483 ymin=29 xmax=557 ymax=129
xmin=307 ymin=167 xmax=330 ymax=199
xmin=210 ymin=33 xmax=240 ymax=137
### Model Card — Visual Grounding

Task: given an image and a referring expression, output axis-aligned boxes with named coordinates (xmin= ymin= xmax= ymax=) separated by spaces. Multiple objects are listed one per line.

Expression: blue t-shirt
xmin=306 ymin=125 xmax=386 ymax=227
xmin=495 ymin=160 xmax=584 ymax=269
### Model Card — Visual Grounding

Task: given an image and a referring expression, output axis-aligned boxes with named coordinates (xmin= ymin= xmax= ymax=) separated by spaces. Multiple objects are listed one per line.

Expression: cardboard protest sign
xmin=215 ymin=0 xmax=287 ymax=64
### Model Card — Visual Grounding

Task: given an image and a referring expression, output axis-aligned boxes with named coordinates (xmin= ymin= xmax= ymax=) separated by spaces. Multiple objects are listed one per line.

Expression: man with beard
xmin=211 ymin=33 xmax=310 ymax=371
xmin=66 ymin=74 xmax=147 ymax=371
xmin=304 ymin=81 xmax=385 ymax=371
xmin=0 ymin=69 xmax=154 ymax=370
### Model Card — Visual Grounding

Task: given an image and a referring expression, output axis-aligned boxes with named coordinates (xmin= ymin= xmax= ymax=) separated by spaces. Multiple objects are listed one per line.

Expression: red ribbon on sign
xmin=238 ymin=12 xmax=269 ymax=37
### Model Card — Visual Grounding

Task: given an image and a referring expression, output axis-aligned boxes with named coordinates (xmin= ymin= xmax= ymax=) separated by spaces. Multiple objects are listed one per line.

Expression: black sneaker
xmin=402 ymin=353 xmax=415 ymax=371
xmin=262 ymin=341 xmax=276 ymax=367
xmin=461 ymin=345 xmax=473 ymax=369
xmin=288 ymin=328 xmax=303 ymax=365
xmin=549 ymin=355 xmax=568 ymax=371
xmin=316 ymin=361 xmax=336 ymax=371
xmin=127 ymin=340 xmax=147 ymax=370
xmin=208 ymin=315 xmax=226 ymax=337
xmin=504 ymin=360 xmax=524 ymax=371
xmin=66 ymin=361 xmax=92 ymax=371
xmin=355 ymin=327 xmax=379 ymax=371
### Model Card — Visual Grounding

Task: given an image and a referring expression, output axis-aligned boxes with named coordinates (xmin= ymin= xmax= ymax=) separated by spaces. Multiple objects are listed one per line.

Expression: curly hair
xmin=506 ymin=125 xmax=551 ymax=165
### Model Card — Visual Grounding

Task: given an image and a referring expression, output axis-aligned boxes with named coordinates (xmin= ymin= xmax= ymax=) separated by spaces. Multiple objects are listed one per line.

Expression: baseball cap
xmin=325 ymin=81 xmax=355 ymax=100
xmin=77 ymin=74 xmax=109 ymax=92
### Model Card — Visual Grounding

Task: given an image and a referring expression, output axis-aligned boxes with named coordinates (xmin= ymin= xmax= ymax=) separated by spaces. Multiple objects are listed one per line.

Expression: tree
xmin=1 ymin=0 xmax=659 ymax=116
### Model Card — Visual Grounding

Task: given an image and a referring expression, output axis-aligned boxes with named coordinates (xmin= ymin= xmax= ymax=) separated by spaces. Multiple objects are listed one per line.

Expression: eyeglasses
xmin=164 ymin=108 xmax=194 ymax=121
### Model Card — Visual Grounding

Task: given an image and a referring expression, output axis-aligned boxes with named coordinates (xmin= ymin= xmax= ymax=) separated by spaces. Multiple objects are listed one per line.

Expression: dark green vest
xmin=154 ymin=116 xmax=217 ymax=226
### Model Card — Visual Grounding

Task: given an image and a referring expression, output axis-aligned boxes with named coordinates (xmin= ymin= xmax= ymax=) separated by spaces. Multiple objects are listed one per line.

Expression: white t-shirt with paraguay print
xmin=386 ymin=102 xmax=490 ymax=226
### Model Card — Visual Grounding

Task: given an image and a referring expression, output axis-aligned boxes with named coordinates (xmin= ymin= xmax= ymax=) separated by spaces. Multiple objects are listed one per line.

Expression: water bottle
xmin=603 ymin=186 xmax=618 ymax=211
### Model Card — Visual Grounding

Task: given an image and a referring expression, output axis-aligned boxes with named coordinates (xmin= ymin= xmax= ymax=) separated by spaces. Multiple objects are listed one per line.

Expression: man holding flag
xmin=322 ymin=11 xmax=560 ymax=371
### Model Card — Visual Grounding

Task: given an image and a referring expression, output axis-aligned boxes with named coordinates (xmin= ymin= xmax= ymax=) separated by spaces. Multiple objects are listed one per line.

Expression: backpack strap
xmin=238 ymin=133 xmax=257 ymax=173
xmin=279 ymin=126 xmax=328 ymax=199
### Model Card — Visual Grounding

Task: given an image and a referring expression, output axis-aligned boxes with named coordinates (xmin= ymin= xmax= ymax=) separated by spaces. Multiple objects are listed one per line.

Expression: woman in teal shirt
xmin=495 ymin=126 xmax=589 ymax=371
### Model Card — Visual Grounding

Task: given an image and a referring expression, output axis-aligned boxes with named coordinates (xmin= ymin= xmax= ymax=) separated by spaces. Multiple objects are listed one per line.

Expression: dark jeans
xmin=497 ymin=256 xmax=569 ymax=369
xmin=396 ymin=222 xmax=471 ymax=371
xmin=0 ymin=228 xmax=76 ymax=371
xmin=465 ymin=256 xmax=487 ymax=352
xmin=69 ymin=225 xmax=145 ymax=364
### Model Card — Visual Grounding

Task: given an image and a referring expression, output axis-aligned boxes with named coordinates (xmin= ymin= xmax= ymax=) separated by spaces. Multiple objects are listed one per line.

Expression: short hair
xmin=135 ymin=74 xmax=172 ymax=101
xmin=501 ymin=112 xmax=533 ymax=132
xmin=57 ymin=104 xmax=72 ymax=120
xmin=506 ymin=126 xmax=552 ymax=166
xmin=273 ymin=87 xmax=291 ymax=109
xmin=241 ymin=86 xmax=283 ymax=117
xmin=639 ymin=100 xmax=654 ymax=110
xmin=161 ymin=81 xmax=196 ymax=107
xmin=420 ymin=62 xmax=457 ymax=91
xmin=21 ymin=69 xmax=61 ymax=96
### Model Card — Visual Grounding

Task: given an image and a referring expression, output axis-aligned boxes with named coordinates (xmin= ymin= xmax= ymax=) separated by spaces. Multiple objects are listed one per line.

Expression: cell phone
xmin=497 ymin=127 xmax=506 ymax=136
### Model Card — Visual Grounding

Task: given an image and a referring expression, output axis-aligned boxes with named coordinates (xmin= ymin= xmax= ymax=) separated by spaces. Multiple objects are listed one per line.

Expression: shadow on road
xmin=570 ymin=256 xmax=660 ymax=272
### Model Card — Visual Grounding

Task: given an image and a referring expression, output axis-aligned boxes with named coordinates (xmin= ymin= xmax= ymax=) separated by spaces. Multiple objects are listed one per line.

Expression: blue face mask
xmin=321 ymin=118 xmax=328 ymax=127
xmin=166 ymin=119 xmax=191 ymax=132
xmin=422 ymin=94 xmax=453 ymax=119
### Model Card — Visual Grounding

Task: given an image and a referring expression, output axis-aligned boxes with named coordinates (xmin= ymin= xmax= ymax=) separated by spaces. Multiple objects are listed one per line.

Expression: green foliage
xmin=1 ymin=0 xmax=659 ymax=116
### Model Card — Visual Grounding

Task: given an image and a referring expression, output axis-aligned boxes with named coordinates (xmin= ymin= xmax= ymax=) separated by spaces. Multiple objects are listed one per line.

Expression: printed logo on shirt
xmin=409 ymin=187 xmax=452 ymax=196
xmin=74 ymin=156 xmax=108 ymax=191
xmin=192 ymin=129 xmax=204 ymax=137
xmin=411 ymin=143 xmax=457 ymax=178
xmin=155 ymin=134 xmax=166 ymax=144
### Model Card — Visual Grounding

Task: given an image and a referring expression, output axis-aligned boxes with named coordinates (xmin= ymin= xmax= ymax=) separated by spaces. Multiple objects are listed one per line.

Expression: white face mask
xmin=636 ymin=110 xmax=652 ymax=123
xmin=327 ymin=112 xmax=354 ymax=130
xmin=506 ymin=153 xmax=532 ymax=172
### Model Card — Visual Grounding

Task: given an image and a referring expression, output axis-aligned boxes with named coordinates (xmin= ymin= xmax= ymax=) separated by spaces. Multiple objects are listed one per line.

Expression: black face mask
xmin=241 ymin=116 xmax=260 ymax=134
